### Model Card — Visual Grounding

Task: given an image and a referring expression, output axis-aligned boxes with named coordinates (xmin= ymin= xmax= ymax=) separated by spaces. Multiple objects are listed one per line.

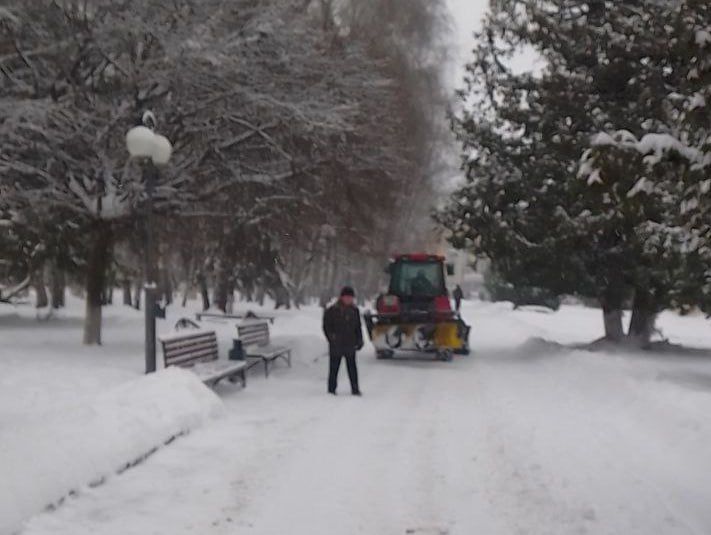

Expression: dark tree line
xmin=0 ymin=0 xmax=453 ymax=344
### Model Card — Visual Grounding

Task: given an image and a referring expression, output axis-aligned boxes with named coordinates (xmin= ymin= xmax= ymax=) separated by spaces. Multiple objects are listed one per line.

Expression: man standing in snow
xmin=453 ymin=284 xmax=464 ymax=312
xmin=411 ymin=269 xmax=435 ymax=295
xmin=323 ymin=286 xmax=363 ymax=396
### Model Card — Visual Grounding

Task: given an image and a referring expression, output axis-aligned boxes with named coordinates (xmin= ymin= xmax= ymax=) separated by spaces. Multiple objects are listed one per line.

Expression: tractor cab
xmin=381 ymin=254 xmax=453 ymax=319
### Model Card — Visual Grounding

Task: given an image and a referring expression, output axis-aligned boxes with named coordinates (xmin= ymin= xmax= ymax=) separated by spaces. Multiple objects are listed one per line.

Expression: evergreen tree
xmin=440 ymin=0 xmax=709 ymax=344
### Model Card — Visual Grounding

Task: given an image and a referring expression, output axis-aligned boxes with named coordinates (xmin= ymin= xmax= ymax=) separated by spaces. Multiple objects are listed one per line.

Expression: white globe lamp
xmin=152 ymin=134 xmax=173 ymax=165
xmin=126 ymin=126 xmax=157 ymax=158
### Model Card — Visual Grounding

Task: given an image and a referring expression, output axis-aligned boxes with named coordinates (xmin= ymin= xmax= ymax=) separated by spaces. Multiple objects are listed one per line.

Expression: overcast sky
xmin=445 ymin=1 xmax=541 ymax=89
xmin=445 ymin=0 xmax=488 ymax=88
xmin=448 ymin=0 xmax=487 ymax=49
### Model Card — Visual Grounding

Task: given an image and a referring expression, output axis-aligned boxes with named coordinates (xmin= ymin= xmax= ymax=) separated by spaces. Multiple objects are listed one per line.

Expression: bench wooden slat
xmin=163 ymin=337 xmax=217 ymax=350
xmin=196 ymin=312 xmax=276 ymax=324
xmin=240 ymin=336 xmax=267 ymax=347
xmin=160 ymin=330 xmax=246 ymax=388
xmin=163 ymin=344 xmax=218 ymax=358
xmin=236 ymin=321 xmax=291 ymax=378
xmin=237 ymin=321 xmax=271 ymax=348
xmin=163 ymin=337 xmax=218 ymax=352
xmin=240 ymin=333 xmax=265 ymax=343
xmin=163 ymin=337 xmax=219 ymax=366
xmin=238 ymin=321 xmax=269 ymax=328
xmin=163 ymin=330 xmax=216 ymax=341
xmin=167 ymin=349 xmax=220 ymax=367
xmin=163 ymin=340 xmax=218 ymax=359
xmin=239 ymin=328 xmax=266 ymax=336
xmin=163 ymin=340 xmax=217 ymax=353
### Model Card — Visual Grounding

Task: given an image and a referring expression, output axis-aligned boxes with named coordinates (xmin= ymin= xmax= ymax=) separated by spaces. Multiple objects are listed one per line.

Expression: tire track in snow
xmin=235 ymin=354 xmax=455 ymax=534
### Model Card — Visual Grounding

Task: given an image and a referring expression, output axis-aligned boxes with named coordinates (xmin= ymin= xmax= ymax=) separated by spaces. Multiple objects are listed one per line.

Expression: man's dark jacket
xmin=323 ymin=302 xmax=364 ymax=355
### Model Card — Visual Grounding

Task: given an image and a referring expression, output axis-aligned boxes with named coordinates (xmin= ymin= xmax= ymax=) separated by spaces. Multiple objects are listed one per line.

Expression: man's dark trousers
xmin=329 ymin=352 xmax=359 ymax=394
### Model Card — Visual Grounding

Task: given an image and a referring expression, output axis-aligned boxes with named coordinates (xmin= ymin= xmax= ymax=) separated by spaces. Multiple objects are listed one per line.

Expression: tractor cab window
xmin=389 ymin=261 xmax=445 ymax=297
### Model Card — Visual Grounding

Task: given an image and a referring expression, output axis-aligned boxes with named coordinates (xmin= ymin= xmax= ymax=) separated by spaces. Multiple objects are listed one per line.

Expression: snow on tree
xmin=0 ymin=0 xmax=452 ymax=339
xmin=439 ymin=0 xmax=711 ymax=345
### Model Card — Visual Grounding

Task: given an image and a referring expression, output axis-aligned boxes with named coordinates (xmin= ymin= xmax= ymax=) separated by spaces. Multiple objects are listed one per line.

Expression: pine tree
xmin=440 ymin=0 xmax=709 ymax=344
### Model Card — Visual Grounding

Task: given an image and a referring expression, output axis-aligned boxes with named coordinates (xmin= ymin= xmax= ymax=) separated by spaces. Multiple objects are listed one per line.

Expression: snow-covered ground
xmin=3 ymin=298 xmax=711 ymax=534
xmin=1 ymin=367 xmax=222 ymax=535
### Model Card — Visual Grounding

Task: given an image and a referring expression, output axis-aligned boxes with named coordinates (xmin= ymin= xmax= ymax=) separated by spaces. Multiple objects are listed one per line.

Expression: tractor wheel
xmin=455 ymin=343 xmax=471 ymax=356
xmin=437 ymin=349 xmax=453 ymax=362
xmin=376 ymin=349 xmax=394 ymax=360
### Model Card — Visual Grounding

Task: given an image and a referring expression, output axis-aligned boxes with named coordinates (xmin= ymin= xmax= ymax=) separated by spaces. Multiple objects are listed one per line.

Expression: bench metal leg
xmin=227 ymin=370 xmax=247 ymax=388
xmin=264 ymin=358 xmax=270 ymax=378
xmin=277 ymin=352 xmax=291 ymax=368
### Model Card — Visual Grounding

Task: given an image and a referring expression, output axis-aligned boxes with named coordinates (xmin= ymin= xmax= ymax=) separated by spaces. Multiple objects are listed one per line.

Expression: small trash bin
xmin=229 ymin=339 xmax=245 ymax=361
xmin=155 ymin=303 xmax=166 ymax=319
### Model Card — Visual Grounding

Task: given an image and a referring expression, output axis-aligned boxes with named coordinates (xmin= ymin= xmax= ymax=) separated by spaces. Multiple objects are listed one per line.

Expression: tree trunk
xmin=599 ymin=283 xmax=624 ymax=342
xmin=122 ymin=279 xmax=132 ymax=306
xmin=602 ymin=308 xmax=624 ymax=341
xmin=83 ymin=223 xmax=113 ymax=345
xmin=49 ymin=266 xmax=65 ymax=309
xmin=197 ymin=272 xmax=210 ymax=311
xmin=104 ymin=267 xmax=116 ymax=305
xmin=165 ymin=275 xmax=173 ymax=305
xmin=241 ymin=282 xmax=254 ymax=302
xmin=159 ymin=262 xmax=173 ymax=306
xmin=133 ymin=278 xmax=142 ymax=310
xmin=226 ymin=283 xmax=235 ymax=314
xmin=628 ymin=288 xmax=656 ymax=349
xmin=102 ymin=285 xmax=113 ymax=305
xmin=181 ymin=281 xmax=190 ymax=307
xmin=273 ymin=285 xmax=291 ymax=309
xmin=31 ymin=268 xmax=49 ymax=309
xmin=318 ymin=251 xmax=332 ymax=307
xmin=213 ymin=261 xmax=229 ymax=313
xmin=328 ymin=243 xmax=340 ymax=296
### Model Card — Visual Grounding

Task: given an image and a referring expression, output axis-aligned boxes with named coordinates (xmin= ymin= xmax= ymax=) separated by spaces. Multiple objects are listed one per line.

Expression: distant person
xmin=322 ymin=286 xmax=363 ymax=396
xmin=410 ymin=269 xmax=435 ymax=295
xmin=453 ymin=284 xmax=464 ymax=312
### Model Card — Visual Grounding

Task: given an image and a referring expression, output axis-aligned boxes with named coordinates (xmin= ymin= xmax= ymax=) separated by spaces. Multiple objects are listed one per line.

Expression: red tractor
xmin=364 ymin=254 xmax=470 ymax=361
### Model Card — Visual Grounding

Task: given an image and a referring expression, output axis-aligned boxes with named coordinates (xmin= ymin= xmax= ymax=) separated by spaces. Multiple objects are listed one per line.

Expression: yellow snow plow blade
xmin=371 ymin=321 xmax=467 ymax=352
xmin=433 ymin=322 xmax=463 ymax=350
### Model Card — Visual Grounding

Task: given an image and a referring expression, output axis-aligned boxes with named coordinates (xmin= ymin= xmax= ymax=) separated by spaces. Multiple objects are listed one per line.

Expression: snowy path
xmin=19 ymin=303 xmax=711 ymax=535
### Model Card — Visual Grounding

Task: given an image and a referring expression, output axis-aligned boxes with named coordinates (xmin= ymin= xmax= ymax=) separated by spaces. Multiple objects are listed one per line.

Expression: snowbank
xmin=0 ymin=367 xmax=223 ymax=535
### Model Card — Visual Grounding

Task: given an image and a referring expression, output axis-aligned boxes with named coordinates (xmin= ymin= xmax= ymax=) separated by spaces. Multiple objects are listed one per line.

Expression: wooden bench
xmin=160 ymin=330 xmax=247 ymax=387
xmin=237 ymin=320 xmax=291 ymax=377
xmin=196 ymin=311 xmax=276 ymax=324
xmin=175 ymin=317 xmax=201 ymax=330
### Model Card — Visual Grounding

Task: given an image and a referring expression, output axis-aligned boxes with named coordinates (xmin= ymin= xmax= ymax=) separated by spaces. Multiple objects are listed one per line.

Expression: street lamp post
xmin=143 ymin=161 xmax=158 ymax=374
xmin=126 ymin=118 xmax=172 ymax=374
